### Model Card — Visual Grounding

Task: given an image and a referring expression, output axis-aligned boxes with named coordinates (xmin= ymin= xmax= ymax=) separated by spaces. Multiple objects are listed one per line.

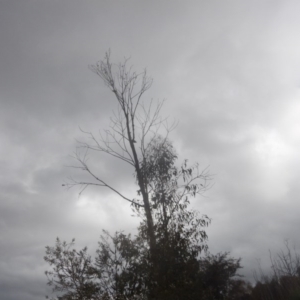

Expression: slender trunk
xmin=127 ymin=126 xmax=158 ymax=300
xmin=125 ymin=114 xmax=156 ymax=261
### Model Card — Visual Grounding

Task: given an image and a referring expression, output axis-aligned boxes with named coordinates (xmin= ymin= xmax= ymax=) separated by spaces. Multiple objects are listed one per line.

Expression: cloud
xmin=2 ymin=1 xmax=300 ymax=298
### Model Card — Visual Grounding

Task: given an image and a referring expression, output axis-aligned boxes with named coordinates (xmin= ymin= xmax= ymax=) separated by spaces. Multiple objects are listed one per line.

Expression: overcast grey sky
xmin=1 ymin=1 xmax=300 ymax=299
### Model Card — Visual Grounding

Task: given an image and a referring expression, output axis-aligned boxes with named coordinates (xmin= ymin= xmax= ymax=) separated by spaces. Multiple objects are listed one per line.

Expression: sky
xmin=1 ymin=1 xmax=300 ymax=299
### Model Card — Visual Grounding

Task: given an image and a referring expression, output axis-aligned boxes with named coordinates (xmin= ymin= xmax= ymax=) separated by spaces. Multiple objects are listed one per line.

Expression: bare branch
xmin=65 ymin=150 xmax=144 ymax=208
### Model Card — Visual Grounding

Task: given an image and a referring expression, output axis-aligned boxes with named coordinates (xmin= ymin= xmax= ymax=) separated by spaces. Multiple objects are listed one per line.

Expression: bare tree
xmin=65 ymin=51 xmax=211 ymax=275
xmin=270 ymin=240 xmax=300 ymax=279
xmin=252 ymin=241 xmax=300 ymax=300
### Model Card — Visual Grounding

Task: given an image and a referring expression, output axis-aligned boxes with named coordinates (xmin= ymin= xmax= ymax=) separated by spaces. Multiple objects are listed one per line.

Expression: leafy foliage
xmin=198 ymin=253 xmax=243 ymax=300
xmin=136 ymin=136 xmax=211 ymax=253
xmin=44 ymin=238 xmax=100 ymax=300
xmin=95 ymin=231 xmax=148 ymax=299
xmin=45 ymin=234 xmax=244 ymax=300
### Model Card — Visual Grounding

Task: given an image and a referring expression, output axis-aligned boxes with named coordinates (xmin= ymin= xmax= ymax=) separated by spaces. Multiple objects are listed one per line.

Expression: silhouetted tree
xmin=196 ymin=252 xmax=243 ymax=300
xmin=63 ymin=52 xmax=211 ymax=299
xmin=45 ymin=52 xmax=249 ymax=300
xmin=45 ymin=238 xmax=101 ymax=300
xmin=45 ymin=232 xmax=148 ymax=300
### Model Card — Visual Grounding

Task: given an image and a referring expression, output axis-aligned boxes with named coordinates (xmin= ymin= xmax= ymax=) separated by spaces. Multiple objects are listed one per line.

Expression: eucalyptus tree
xmin=66 ymin=51 xmax=211 ymax=264
xmin=45 ymin=52 xmax=254 ymax=300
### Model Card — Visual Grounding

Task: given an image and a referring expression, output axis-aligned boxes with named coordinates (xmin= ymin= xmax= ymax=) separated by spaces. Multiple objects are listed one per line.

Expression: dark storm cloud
xmin=1 ymin=1 xmax=300 ymax=298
